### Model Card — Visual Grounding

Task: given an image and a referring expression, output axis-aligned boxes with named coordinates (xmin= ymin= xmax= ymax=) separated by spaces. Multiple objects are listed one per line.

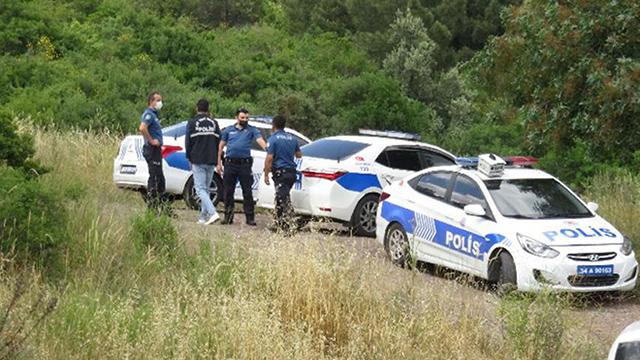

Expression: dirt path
xmin=173 ymin=208 xmax=640 ymax=349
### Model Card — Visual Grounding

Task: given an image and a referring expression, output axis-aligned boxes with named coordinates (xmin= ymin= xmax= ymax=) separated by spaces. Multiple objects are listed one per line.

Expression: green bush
xmin=130 ymin=211 xmax=178 ymax=255
xmin=0 ymin=166 xmax=67 ymax=269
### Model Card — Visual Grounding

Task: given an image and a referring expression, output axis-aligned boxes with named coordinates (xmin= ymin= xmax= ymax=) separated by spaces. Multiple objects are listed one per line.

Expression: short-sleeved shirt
xmin=267 ymin=130 xmax=300 ymax=169
xmin=220 ymin=124 xmax=262 ymax=159
xmin=140 ymin=108 xmax=163 ymax=145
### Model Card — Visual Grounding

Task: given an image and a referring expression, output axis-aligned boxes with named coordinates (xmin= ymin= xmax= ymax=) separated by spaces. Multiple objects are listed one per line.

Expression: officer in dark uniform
xmin=217 ymin=108 xmax=267 ymax=225
xmin=263 ymin=115 xmax=302 ymax=232
xmin=138 ymin=91 xmax=166 ymax=211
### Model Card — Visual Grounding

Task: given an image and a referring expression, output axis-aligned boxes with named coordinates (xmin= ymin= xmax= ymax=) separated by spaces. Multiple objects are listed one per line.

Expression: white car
xmin=113 ymin=117 xmax=311 ymax=208
xmin=258 ymin=130 xmax=457 ymax=236
xmin=376 ymin=154 xmax=638 ymax=292
xmin=609 ymin=321 xmax=640 ymax=360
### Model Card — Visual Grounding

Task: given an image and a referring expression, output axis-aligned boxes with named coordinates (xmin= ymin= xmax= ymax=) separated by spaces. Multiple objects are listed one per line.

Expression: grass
xmin=0 ymin=127 xmax=636 ymax=358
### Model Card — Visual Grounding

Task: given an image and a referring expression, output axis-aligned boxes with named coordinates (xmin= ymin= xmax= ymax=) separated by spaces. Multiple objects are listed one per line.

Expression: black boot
xmin=221 ymin=210 xmax=234 ymax=225
xmin=245 ymin=213 xmax=257 ymax=226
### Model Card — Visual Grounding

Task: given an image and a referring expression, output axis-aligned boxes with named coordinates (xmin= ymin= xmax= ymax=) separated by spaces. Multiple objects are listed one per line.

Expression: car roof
xmin=319 ymin=135 xmax=456 ymax=158
xmin=163 ymin=119 xmax=311 ymax=142
xmin=616 ymin=321 xmax=640 ymax=343
xmin=418 ymin=165 xmax=555 ymax=181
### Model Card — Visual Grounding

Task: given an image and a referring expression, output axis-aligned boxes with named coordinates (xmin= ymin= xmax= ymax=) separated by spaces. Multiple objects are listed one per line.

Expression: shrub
xmin=130 ymin=211 xmax=178 ymax=255
xmin=0 ymin=166 xmax=67 ymax=269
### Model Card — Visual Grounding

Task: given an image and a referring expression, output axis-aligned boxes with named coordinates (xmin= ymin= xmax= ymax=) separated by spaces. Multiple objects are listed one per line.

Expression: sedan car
xmin=609 ymin=321 xmax=640 ymax=360
xmin=376 ymin=154 xmax=638 ymax=292
xmin=113 ymin=117 xmax=311 ymax=208
xmin=257 ymin=130 xmax=456 ymax=236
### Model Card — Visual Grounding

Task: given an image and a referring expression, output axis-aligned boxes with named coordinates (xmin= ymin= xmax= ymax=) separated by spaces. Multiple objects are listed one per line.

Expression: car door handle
xmin=407 ymin=199 xmax=416 ymax=204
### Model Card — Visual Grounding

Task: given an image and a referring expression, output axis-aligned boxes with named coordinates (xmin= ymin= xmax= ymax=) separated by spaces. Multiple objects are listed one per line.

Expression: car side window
xmin=252 ymin=128 xmax=271 ymax=151
xmin=376 ymin=149 xmax=422 ymax=171
xmin=450 ymin=175 xmax=487 ymax=210
xmin=420 ymin=150 xmax=455 ymax=168
xmin=413 ymin=172 xmax=452 ymax=200
xmin=291 ymin=133 xmax=309 ymax=147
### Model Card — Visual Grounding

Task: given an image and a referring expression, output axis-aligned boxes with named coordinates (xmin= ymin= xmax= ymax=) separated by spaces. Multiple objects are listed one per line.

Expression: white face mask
xmin=154 ymin=101 xmax=163 ymax=110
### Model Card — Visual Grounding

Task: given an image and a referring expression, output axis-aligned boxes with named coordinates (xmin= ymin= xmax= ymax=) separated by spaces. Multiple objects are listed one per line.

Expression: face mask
xmin=154 ymin=101 xmax=163 ymax=111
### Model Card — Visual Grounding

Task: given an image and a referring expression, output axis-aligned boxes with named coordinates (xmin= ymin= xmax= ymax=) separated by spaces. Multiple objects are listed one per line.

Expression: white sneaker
xmin=197 ymin=219 xmax=206 ymax=225
xmin=205 ymin=213 xmax=220 ymax=225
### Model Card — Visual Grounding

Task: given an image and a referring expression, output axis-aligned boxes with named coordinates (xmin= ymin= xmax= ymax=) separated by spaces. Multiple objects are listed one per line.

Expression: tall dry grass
xmin=0 ymin=128 xmax=624 ymax=359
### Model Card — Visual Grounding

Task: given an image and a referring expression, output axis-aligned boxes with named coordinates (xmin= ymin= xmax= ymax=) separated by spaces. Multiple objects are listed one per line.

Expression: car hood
xmin=503 ymin=215 xmax=624 ymax=246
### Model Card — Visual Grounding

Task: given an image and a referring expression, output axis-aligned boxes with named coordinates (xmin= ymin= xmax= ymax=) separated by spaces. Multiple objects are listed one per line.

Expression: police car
xmin=376 ymin=154 xmax=638 ymax=292
xmin=609 ymin=321 xmax=640 ymax=360
xmin=257 ymin=130 xmax=457 ymax=236
xmin=113 ymin=117 xmax=311 ymax=208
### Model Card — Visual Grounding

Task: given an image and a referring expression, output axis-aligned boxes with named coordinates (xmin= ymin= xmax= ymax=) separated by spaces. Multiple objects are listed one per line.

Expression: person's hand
xmin=150 ymin=139 xmax=160 ymax=147
xmin=264 ymin=172 xmax=270 ymax=185
xmin=216 ymin=163 xmax=223 ymax=174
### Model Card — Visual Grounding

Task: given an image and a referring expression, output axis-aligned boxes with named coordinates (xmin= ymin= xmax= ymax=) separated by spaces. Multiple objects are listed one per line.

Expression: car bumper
xmin=516 ymin=245 xmax=638 ymax=292
xmin=295 ymin=180 xmax=366 ymax=222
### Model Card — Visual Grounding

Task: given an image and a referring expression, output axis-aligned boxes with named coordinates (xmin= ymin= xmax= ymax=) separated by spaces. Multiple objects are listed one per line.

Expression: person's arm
xmin=263 ymin=153 xmax=273 ymax=185
xmin=185 ymin=121 xmax=193 ymax=163
xmin=295 ymin=142 xmax=302 ymax=158
xmin=256 ymin=137 xmax=267 ymax=151
xmin=217 ymin=139 xmax=226 ymax=174
xmin=139 ymin=122 xmax=159 ymax=146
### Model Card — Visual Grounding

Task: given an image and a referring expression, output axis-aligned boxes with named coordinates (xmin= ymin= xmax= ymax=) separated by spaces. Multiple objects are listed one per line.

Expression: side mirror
xmin=464 ymin=204 xmax=486 ymax=217
xmin=587 ymin=202 xmax=599 ymax=213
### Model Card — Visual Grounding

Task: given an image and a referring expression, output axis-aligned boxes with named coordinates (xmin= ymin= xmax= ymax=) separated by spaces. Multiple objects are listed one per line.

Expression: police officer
xmin=185 ymin=99 xmax=221 ymax=225
xmin=138 ymin=91 xmax=166 ymax=211
xmin=217 ymin=108 xmax=267 ymax=225
xmin=263 ymin=115 xmax=302 ymax=232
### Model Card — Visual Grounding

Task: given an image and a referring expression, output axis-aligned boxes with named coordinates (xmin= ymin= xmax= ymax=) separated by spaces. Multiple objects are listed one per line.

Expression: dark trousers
xmin=143 ymin=144 xmax=166 ymax=209
xmin=222 ymin=160 xmax=254 ymax=220
xmin=273 ymin=168 xmax=297 ymax=228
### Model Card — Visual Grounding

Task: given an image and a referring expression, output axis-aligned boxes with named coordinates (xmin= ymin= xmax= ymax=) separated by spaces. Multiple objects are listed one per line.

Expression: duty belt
xmin=224 ymin=157 xmax=252 ymax=165
xmin=273 ymin=168 xmax=296 ymax=176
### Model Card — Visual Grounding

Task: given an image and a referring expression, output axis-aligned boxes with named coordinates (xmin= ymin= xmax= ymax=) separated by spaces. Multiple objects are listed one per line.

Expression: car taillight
xmin=301 ymin=170 xmax=347 ymax=181
xmin=379 ymin=192 xmax=390 ymax=201
xmin=161 ymin=145 xmax=183 ymax=158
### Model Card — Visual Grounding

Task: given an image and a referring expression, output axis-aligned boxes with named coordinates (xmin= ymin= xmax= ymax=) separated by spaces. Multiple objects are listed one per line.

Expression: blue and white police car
xmin=376 ymin=154 xmax=638 ymax=292
xmin=113 ymin=117 xmax=311 ymax=208
xmin=257 ymin=130 xmax=457 ymax=236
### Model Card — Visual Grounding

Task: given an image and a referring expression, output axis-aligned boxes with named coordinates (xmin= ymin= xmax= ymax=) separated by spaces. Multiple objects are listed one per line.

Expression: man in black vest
xmin=185 ymin=99 xmax=221 ymax=225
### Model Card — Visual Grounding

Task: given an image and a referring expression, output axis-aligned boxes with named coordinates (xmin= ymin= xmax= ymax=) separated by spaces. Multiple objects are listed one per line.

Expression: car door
xmin=406 ymin=171 xmax=467 ymax=270
xmin=374 ymin=147 xmax=423 ymax=187
xmin=417 ymin=148 xmax=456 ymax=168
xmin=446 ymin=174 xmax=501 ymax=276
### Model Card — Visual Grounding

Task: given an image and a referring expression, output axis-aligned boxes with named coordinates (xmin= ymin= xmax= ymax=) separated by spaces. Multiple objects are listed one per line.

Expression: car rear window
xmin=301 ymin=139 xmax=369 ymax=161
xmin=163 ymin=121 xmax=187 ymax=138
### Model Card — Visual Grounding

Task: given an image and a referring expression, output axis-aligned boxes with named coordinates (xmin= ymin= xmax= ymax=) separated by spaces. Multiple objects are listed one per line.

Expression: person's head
xmin=272 ymin=115 xmax=286 ymax=131
xmin=147 ymin=91 xmax=163 ymax=111
xmin=196 ymin=99 xmax=209 ymax=114
xmin=236 ymin=107 xmax=249 ymax=127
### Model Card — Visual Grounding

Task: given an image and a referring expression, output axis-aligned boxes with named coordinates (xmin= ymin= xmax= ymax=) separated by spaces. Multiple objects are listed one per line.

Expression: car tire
xmin=183 ymin=174 xmax=224 ymax=210
xmin=384 ymin=223 xmax=411 ymax=268
xmin=496 ymin=251 xmax=517 ymax=294
xmin=350 ymin=194 xmax=379 ymax=237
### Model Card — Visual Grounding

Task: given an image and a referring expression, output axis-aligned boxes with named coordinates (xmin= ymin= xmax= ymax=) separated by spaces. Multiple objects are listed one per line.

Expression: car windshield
xmin=484 ymin=178 xmax=593 ymax=219
xmin=301 ymin=139 xmax=369 ymax=161
xmin=163 ymin=121 xmax=187 ymax=137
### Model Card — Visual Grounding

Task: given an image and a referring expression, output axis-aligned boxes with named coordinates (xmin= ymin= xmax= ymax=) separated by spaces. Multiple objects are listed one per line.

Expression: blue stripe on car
xmin=336 ymin=173 xmax=381 ymax=192
xmin=381 ymin=201 xmax=506 ymax=260
xmin=165 ymin=152 xmax=190 ymax=171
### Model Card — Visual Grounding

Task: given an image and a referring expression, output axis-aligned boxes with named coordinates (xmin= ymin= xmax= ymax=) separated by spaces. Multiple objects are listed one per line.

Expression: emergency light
xmin=477 ymin=154 xmax=506 ymax=177
xmin=358 ymin=129 xmax=421 ymax=141
xmin=249 ymin=115 xmax=273 ymax=124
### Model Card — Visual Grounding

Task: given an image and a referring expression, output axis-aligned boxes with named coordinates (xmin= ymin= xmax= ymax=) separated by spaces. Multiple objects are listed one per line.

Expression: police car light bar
xmin=249 ymin=115 xmax=273 ymax=124
xmin=504 ymin=156 xmax=539 ymax=167
xmin=456 ymin=157 xmax=479 ymax=167
xmin=358 ymin=129 xmax=421 ymax=141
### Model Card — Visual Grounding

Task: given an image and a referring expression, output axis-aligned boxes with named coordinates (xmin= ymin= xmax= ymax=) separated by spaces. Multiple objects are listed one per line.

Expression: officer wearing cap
xmin=217 ymin=108 xmax=267 ymax=225
xmin=263 ymin=115 xmax=302 ymax=232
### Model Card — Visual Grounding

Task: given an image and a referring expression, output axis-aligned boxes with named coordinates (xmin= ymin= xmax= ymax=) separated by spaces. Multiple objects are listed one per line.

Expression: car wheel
xmin=384 ymin=223 xmax=411 ymax=267
xmin=183 ymin=174 xmax=224 ymax=210
xmin=350 ymin=194 xmax=379 ymax=237
xmin=496 ymin=251 xmax=517 ymax=294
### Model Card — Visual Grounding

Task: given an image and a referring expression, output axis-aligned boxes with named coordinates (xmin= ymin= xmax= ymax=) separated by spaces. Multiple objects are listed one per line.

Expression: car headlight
xmin=621 ymin=236 xmax=633 ymax=256
xmin=517 ymin=233 xmax=559 ymax=258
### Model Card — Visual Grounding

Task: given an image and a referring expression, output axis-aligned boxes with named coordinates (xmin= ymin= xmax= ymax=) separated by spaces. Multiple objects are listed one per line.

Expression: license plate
xmin=120 ymin=165 xmax=137 ymax=174
xmin=576 ymin=265 xmax=614 ymax=277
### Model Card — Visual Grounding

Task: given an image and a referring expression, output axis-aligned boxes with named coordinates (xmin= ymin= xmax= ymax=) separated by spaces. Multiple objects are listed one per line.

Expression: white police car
xmin=376 ymin=154 xmax=638 ymax=292
xmin=113 ymin=117 xmax=311 ymax=208
xmin=609 ymin=321 xmax=640 ymax=360
xmin=257 ymin=130 xmax=457 ymax=236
